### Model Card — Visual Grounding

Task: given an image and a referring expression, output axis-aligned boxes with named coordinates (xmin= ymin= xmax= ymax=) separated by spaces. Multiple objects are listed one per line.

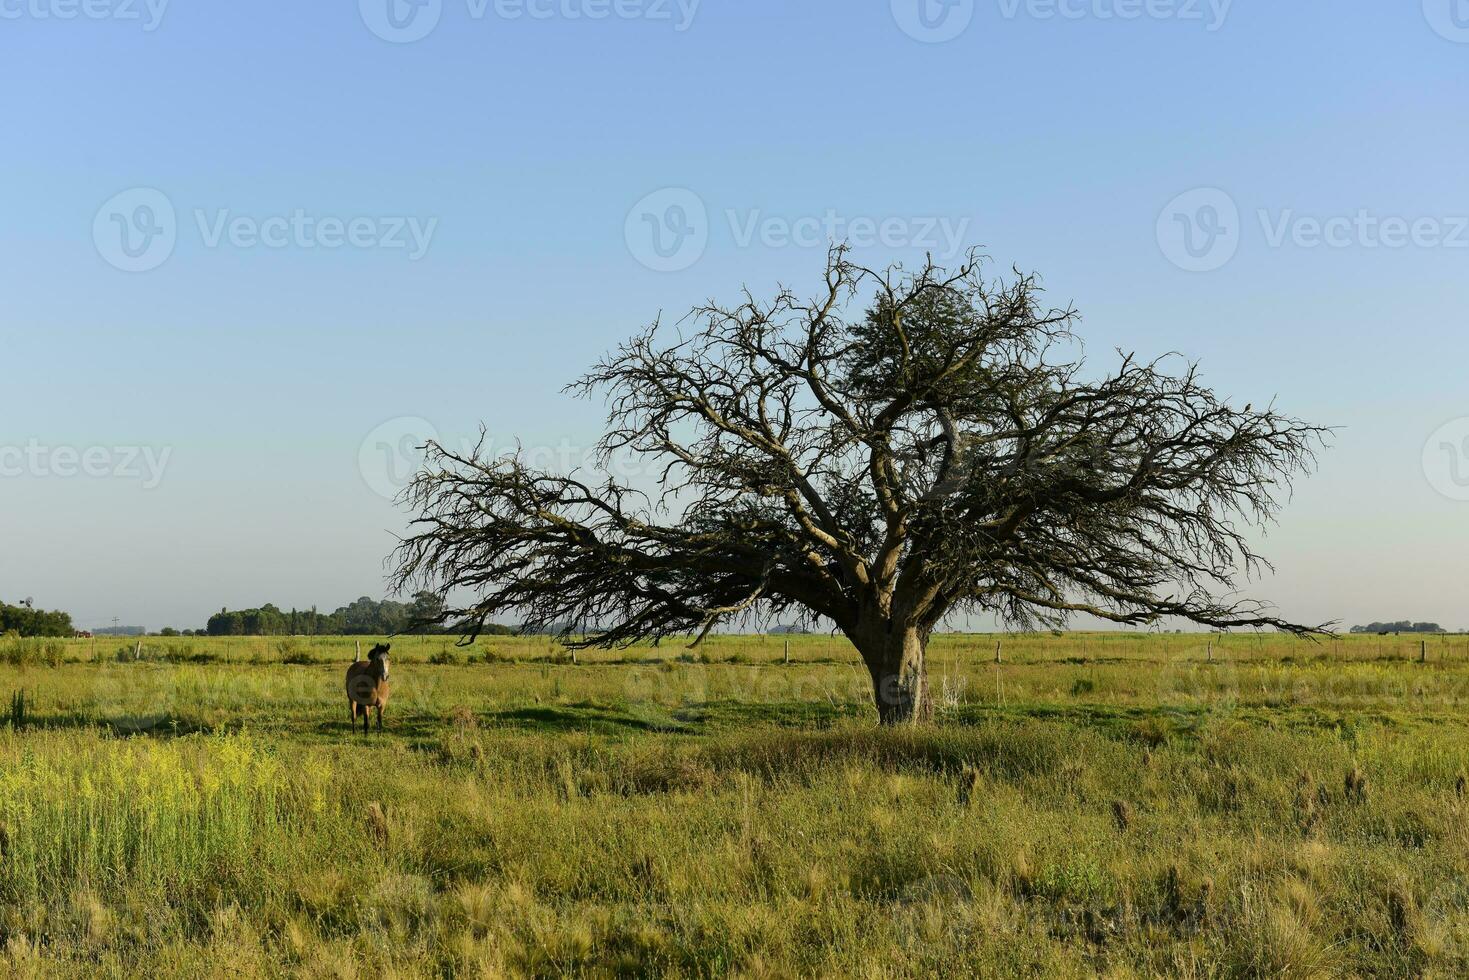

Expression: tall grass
xmin=0 ymin=636 xmax=1462 ymax=974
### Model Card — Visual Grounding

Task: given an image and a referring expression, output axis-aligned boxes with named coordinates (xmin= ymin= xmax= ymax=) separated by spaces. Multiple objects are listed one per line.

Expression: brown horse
xmin=346 ymin=643 xmax=391 ymax=734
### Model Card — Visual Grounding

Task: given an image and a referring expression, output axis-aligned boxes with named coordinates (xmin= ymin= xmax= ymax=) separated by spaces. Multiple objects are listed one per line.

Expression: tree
xmin=407 ymin=591 xmax=447 ymax=632
xmin=391 ymin=248 xmax=1329 ymax=724
xmin=207 ymin=608 xmax=245 ymax=636
xmin=1350 ymin=621 xmax=1445 ymax=634
xmin=0 ymin=601 xmax=74 ymax=637
xmin=201 ymin=597 xmax=442 ymax=636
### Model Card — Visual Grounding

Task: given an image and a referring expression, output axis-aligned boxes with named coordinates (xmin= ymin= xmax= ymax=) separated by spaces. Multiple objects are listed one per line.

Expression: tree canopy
xmin=1349 ymin=621 xmax=1446 ymax=634
xmin=392 ymin=248 xmax=1329 ymax=723
xmin=0 ymin=601 xmax=74 ymax=637
xmin=204 ymin=594 xmax=456 ymax=636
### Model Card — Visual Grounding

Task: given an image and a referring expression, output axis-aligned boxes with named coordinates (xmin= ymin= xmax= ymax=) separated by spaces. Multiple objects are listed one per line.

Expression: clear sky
xmin=3 ymin=1 xmax=1467 ymax=631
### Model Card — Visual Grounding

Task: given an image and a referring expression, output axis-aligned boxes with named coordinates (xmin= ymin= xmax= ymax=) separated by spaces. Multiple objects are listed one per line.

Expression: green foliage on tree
xmin=1350 ymin=621 xmax=1445 ymax=634
xmin=203 ymin=594 xmax=490 ymax=637
xmin=0 ymin=601 xmax=74 ymax=637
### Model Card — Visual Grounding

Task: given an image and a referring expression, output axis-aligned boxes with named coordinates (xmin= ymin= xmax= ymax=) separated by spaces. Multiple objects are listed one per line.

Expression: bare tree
xmin=391 ymin=247 xmax=1329 ymax=724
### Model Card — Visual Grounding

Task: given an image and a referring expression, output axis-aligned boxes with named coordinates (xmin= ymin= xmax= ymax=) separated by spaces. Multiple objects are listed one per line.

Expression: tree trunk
xmin=865 ymin=626 xmax=932 ymax=725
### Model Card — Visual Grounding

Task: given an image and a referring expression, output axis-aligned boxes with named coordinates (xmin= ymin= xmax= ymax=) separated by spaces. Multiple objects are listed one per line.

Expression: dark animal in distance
xmin=346 ymin=643 xmax=391 ymax=734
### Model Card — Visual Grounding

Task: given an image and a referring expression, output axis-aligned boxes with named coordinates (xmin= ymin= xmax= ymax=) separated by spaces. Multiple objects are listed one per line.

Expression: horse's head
xmin=368 ymin=643 xmax=391 ymax=681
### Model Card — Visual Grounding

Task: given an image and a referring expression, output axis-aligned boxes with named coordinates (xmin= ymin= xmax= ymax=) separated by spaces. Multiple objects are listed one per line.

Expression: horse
xmin=346 ymin=643 xmax=391 ymax=734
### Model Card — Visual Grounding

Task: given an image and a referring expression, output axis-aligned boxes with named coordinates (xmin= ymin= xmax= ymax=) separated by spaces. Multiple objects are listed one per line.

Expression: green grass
xmin=0 ymin=632 xmax=1468 ymax=975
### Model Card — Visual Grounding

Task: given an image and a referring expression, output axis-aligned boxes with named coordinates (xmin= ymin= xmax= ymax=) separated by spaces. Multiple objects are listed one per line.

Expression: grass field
xmin=1 ymin=631 xmax=1469 ymax=976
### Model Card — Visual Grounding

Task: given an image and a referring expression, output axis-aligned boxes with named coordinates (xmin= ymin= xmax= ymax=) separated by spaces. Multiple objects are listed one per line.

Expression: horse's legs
xmin=375 ymin=704 xmax=383 ymax=732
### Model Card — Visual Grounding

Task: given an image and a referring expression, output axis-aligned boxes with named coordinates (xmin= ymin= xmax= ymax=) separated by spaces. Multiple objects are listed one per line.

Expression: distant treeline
xmin=1350 ymin=621 xmax=1446 ymax=634
xmin=202 ymin=594 xmax=518 ymax=637
xmin=0 ymin=601 xmax=74 ymax=637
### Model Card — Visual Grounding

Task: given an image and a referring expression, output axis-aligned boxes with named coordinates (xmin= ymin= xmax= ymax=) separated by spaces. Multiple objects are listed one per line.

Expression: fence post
xmin=784 ymin=639 xmax=790 ymax=665
xmin=1421 ymin=639 xmax=1427 ymax=663
xmin=994 ymin=640 xmax=1002 ymax=664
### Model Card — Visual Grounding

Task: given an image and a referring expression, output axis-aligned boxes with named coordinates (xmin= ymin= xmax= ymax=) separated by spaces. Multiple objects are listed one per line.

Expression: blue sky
xmin=3 ymin=0 xmax=1467 ymax=631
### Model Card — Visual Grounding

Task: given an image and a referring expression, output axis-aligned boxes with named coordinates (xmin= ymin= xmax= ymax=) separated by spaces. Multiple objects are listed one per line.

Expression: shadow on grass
xmin=4 ymin=693 xmax=1439 ymax=752
xmin=469 ymin=699 xmax=875 ymax=735
xmin=482 ymin=703 xmax=694 ymax=735
xmin=6 ymin=710 xmax=226 ymax=738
